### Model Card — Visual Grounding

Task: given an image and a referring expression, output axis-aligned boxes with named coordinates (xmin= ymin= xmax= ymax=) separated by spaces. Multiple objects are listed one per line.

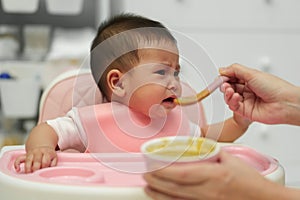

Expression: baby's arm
xmin=202 ymin=114 xmax=251 ymax=142
xmin=196 ymin=99 xmax=251 ymax=142
xmin=14 ymin=123 xmax=58 ymax=173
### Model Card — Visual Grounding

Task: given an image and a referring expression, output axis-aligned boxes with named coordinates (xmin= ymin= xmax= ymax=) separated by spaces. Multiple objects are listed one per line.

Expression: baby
xmin=14 ymin=13 xmax=251 ymax=173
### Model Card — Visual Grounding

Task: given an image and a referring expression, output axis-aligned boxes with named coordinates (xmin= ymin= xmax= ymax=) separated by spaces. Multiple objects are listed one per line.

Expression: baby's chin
xmin=148 ymin=104 xmax=174 ymax=119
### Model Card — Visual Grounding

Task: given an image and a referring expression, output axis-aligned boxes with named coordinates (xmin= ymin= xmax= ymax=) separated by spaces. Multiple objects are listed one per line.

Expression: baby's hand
xmin=14 ymin=146 xmax=58 ymax=173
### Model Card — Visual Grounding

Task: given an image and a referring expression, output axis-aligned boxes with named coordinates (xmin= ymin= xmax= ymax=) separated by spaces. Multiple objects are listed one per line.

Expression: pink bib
xmin=78 ymin=102 xmax=190 ymax=153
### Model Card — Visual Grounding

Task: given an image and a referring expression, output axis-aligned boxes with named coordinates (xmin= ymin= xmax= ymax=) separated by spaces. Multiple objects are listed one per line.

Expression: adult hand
xmin=219 ymin=63 xmax=300 ymax=125
xmin=143 ymin=151 xmax=282 ymax=200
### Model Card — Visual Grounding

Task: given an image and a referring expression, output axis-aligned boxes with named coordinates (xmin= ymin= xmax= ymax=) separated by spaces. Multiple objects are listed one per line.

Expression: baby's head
xmin=90 ymin=13 xmax=181 ymax=118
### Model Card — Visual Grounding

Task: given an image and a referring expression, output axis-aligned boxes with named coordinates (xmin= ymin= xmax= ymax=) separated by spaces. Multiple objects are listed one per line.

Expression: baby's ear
xmin=107 ymin=69 xmax=126 ymax=98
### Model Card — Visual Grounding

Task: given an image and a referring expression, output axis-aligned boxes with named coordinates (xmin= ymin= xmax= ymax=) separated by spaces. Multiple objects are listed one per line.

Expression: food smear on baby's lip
xmin=145 ymin=138 xmax=215 ymax=157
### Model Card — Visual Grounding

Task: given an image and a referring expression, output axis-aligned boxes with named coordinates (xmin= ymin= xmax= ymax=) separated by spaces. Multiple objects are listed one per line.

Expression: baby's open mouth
xmin=161 ymin=96 xmax=177 ymax=110
xmin=162 ymin=97 xmax=175 ymax=103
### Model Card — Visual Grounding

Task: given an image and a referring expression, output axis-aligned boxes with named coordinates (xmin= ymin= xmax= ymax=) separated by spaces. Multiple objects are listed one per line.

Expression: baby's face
xmin=121 ymin=48 xmax=181 ymax=118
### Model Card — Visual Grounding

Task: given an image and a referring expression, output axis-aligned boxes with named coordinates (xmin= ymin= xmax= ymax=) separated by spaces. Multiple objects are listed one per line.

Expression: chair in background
xmin=0 ymin=77 xmax=41 ymax=146
xmin=0 ymin=78 xmax=40 ymax=119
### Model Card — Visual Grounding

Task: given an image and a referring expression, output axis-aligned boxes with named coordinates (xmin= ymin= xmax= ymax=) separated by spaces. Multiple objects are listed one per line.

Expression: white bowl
xmin=141 ymin=136 xmax=220 ymax=171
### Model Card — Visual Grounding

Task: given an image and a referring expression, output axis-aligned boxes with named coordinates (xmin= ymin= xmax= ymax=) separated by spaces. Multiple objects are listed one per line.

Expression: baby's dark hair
xmin=90 ymin=13 xmax=177 ymax=100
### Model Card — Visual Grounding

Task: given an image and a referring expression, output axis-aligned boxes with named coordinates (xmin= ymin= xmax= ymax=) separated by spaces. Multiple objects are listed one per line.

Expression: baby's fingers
xmin=32 ymin=153 xmax=44 ymax=172
xmin=25 ymin=153 xmax=38 ymax=173
xmin=41 ymin=152 xmax=57 ymax=168
xmin=14 ymin=155 xmax=26 ymax=172
xmin=50 ymin=157 xmax=58 ymax=167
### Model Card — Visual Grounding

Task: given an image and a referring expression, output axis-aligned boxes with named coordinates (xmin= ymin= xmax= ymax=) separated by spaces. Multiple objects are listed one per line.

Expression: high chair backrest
xmin=38 ymin=69 xmax=103 ymax=124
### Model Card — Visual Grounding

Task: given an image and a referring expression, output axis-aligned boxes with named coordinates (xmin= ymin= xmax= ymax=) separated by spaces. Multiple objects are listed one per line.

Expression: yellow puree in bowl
xmin=146 ymin=138 xmax=215 ymax=157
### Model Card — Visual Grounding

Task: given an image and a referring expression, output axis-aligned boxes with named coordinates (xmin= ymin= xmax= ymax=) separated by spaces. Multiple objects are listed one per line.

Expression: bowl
xmin=141 ymin=136 xmax=220 ymax=171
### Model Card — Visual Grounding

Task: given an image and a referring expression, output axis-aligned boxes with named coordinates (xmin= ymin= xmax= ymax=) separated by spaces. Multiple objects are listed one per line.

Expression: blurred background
xmin=0 ymin=0 xmax=300 ymax=186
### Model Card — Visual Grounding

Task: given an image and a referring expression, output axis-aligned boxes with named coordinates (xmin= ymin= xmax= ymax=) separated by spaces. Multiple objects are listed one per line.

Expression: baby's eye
xmin=154 ymin=69 xmax=166 ymax=75
xmin=174 ymin=70 xmax=180 ymax=77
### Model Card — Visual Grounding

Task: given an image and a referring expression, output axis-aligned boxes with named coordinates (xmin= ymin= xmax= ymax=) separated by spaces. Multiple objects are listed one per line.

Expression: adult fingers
xmin=145 ymin=162 xmax=220 ymax=185
xmin=146 ymin=151 xmax=237 ymax=184
xmin=144 ymin=175 xmax=202 ymax=200
xmin=144 ymin=186 xmax=192 ymax=200
xmin=227 ymin=93 xmax=244 ymax=111
xmin=219 ymin=63 xmax=258 ymax=83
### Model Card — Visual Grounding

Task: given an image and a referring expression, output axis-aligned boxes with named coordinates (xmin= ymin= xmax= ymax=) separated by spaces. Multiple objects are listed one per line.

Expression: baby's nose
xmin=167 ymin=77 xmax=180 ymax=92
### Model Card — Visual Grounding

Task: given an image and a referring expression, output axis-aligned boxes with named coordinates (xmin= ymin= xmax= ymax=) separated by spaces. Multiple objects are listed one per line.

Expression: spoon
xmin=174 ymin=75 xmax=230 ymax=106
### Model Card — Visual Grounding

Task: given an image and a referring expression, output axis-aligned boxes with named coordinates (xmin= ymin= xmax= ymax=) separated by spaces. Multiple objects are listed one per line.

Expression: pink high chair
xmin=0 ymin=69 xmax=285 ymax=200
xmin=0 ymin=68 xmax=151 ymax=199
xmin=37 ymin=68 xmax=103 ymax=124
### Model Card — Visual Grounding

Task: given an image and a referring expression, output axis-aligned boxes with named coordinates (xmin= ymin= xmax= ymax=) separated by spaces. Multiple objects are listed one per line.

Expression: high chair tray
xmin=0 ymin=145 xmax=284 ymax=200
xmin=0 ymin=146 xmax=150 ymax=200
xmin=0 ymin=149 xmax=146 ymax=186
